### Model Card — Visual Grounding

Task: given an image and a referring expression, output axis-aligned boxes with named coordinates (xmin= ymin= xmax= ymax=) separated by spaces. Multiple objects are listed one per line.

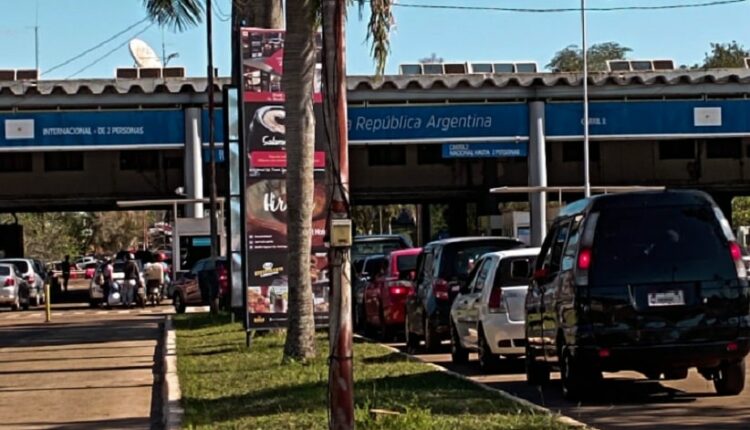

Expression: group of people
xmin=93 ymin=253 xmax=169 ymax=308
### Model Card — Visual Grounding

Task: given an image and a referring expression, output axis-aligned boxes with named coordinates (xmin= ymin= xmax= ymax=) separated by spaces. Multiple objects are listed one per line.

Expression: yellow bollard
xmin=45 ymin=282 xmax=51 ymax=323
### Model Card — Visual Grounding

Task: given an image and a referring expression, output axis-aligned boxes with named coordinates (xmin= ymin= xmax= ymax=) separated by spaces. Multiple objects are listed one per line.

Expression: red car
xmin=363 ymin=247 xmax=421 ymax=340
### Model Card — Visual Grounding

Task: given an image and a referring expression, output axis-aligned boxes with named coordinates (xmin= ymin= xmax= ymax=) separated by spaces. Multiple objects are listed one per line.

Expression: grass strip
xmin=175 ymin=313 xmax=572 ymax=429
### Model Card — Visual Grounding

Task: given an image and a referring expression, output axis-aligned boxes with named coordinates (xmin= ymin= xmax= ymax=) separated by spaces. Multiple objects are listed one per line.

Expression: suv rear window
xmin=396 ymin=254 xmax=418 ymax=274
xmin=0 ymin=266 xmax=10 ymax=276
xmin=591 ymin=205 xmax=735 ymax=285
xmin=497 ymin=256 xmax=536 ymax=287
xmin=353 ymin=240 xmax=405 ymax=260
xmin=6 ymin=261 xmax=29 ymax=273
xmin=439 ymin=240 xmax=523 ymax=280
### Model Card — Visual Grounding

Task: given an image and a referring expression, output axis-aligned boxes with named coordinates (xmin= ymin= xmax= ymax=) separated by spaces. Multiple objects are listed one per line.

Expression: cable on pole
xmin=391 ymin=0 xmax=748 ymax=13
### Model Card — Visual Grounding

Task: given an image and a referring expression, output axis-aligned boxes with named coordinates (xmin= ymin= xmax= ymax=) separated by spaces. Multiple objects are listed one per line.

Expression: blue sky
xmin=0 ymin=0 xmax=748 ymax=79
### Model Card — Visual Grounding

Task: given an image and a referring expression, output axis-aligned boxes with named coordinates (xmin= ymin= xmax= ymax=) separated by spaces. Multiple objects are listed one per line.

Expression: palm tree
xmin=143 ymin=0 xmax=394 ymax=362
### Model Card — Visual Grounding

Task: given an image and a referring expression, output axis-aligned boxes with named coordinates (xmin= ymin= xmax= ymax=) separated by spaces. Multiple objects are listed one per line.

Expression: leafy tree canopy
xmin=700 ymin=41 xmax=750 ymax=68
xmin=546 ymin=42 xmax=632 ymax=72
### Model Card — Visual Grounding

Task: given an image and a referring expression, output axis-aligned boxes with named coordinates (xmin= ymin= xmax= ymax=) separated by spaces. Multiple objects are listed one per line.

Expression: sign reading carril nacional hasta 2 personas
xmin=348 ymin=104 xmax=529 ymax=143
xmin=442 ymin=142 xmax=527 ymax=158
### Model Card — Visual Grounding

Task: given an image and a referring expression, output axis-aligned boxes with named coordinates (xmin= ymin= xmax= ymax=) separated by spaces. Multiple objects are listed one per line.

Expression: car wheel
xmin=714 ymin=360 xmax=746 ymax=395
xmin=450 ymin=321 xmax=469 ymax=364
xmin=478 ymin=326 xmax=500 ymax=373
xmin=525 ymin=345 xmax=550 ymax=385
xmin=89 ymin=300 xmax=98 ymax=308
xmin=405 ymin=316 xmax=419 ymax=354
xmin=21 ymin=301 xmax=29 ymax=311
xmin=173 ymin=293 xmax=186 ymax=314
xmin=560 ymin=346 xmax=599 ymax=400
xmin=424 ymin=315 xmax=441 ymax=352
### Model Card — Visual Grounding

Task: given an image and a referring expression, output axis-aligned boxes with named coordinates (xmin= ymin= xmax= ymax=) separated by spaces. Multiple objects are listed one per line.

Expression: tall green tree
xmin=546 ymin=42 xmax=632 ymax=72
xmin=701 ymin=41 xmax=750 ymax=68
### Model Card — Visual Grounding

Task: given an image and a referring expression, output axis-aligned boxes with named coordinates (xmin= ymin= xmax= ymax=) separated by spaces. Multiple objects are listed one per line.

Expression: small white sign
xmin=4 ymin=119 xmax=35 ymax=140
xmin=694 ymin=107 xmax=722 ymax=127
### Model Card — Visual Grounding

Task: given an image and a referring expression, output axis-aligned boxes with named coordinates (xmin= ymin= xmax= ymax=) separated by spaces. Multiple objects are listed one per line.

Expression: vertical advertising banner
xmin=241 ymin=27 xmax=330 ymax=329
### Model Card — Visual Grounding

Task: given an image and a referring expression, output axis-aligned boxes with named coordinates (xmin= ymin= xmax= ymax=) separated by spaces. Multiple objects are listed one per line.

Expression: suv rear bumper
xmin=572 ymin=338 xmax=750 ymax=371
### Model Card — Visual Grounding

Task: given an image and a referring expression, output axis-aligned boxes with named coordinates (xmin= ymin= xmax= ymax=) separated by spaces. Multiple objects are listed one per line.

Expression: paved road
xmin=0 ymin=283 xmax=172 ymax=429
xmin=388 ymin=341 xmax=750 ymax=430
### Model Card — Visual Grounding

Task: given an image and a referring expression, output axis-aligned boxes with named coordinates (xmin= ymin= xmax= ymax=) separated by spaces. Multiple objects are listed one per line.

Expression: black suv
xmin=405 ymin=236 xmax=525 ymax=352
xmin=525 ymin=190 xmax=750 ymax=399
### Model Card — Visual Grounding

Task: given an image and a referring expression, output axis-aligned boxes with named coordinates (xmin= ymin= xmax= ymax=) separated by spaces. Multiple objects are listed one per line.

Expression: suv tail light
xmin=729 ymin=241 xmax=746 ymax=278
xmin=26 ymin=274 xmax=35 ymax=284
xmin=434 ymin=278 xmax=449 ymax=300
xmin=4 ymin=277 xmax=14 ymax=287
xmin=578 ymin=248 xmax=592 ymax=270
xmin=488 ymin=286 xmax=505 ymax=313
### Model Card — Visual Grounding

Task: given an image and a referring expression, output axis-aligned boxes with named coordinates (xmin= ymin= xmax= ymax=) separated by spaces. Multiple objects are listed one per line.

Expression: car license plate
xmin=647 ymin=290 xmax=685 ymax=307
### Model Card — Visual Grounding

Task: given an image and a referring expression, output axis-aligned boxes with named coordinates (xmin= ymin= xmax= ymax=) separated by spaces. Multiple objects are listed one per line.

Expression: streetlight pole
xmin=581 ymin=0 xmax=591 ymax=198
xmin=206 ymin=0 xmax=220 ymax=312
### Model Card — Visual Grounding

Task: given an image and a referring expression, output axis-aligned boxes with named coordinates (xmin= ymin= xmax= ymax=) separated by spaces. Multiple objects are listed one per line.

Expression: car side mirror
xmin=532 ymin=267 xmax=549 ymax=281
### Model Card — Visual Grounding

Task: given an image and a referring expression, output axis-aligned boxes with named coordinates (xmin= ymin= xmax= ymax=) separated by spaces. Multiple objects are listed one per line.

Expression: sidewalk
xmin=0 ymin=309 xmax=165 ymax=429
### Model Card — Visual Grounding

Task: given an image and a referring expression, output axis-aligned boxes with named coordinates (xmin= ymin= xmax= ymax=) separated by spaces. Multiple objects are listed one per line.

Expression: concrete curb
xmin=162 ymin=315 xmax=183 ymax=430
xmin=360 ymin=336 xmax=595 ymax=429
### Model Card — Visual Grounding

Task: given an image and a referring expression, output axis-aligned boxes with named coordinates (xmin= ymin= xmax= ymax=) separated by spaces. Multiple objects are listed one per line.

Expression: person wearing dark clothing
xmin=61 ymin=256 xmax=71 ymax=292
xmin=122 ymin=254 xmax=140 ymax=307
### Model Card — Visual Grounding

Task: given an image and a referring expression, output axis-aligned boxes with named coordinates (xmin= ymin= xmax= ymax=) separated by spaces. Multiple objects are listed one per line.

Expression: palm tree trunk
xmin=282 ymin=0 xmax=317 ymax=361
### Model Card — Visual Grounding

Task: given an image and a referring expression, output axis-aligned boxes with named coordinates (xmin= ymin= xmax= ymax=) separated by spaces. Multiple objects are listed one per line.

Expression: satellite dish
xmin=128 ymin=39 xmax=162 ymax=68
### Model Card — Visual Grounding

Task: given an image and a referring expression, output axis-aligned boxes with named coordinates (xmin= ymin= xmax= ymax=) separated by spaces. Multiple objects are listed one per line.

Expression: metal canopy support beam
xmin=184 ymin=107 xmax=204 ymax=218
xmin=528 ymin=101 xmax=547 ymax=247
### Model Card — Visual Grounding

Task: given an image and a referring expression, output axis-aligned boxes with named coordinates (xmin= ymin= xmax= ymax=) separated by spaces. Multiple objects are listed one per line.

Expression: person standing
xmin=102 ymin=258 xmax=114 ymax=308
xmin=123 ymin=254 xmax=140 ymax=307
xmin=61 ymin=255 xmax=71 ymax=292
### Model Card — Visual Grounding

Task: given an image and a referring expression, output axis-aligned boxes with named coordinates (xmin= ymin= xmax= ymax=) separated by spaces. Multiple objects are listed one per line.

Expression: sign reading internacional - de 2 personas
xmin=1 ymin=109 xmax=224 ymax=150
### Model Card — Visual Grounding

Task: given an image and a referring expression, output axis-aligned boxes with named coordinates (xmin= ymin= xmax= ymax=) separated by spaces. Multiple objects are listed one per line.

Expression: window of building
xmin=44 ymin=152 xmax=84 ymax=172
xmin=561 ymin=141 xmax=600 ymax=162
xmin=417 ymin=144 xmax=450 ymax=165
xmin=120 ymin=150 xmax=159 ymax=170
xmin=659 ymin=140 xmax=696 ymax=160
xmin=706 ymin=138 xmax=741 ymax=159
xmin=0 ymin=153 xmax=32 ymax=173
xmin=368 ymin=145 xmax=406 ymax=166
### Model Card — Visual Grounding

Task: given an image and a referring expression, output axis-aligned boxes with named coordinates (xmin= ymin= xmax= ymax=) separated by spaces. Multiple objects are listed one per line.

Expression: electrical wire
xmin=392 ymin=0 xmax=748 ymax=13
xmin=212 ymin=1 xmax=231 ymax=22
xmin=42 ymin=17 xmax=150 ymax=77
xmin=65 ymin=22 xmax=154 ymax=79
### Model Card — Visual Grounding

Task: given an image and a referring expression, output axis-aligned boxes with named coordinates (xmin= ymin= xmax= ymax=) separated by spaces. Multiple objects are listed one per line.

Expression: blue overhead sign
xmin=0 ymin=110 xmax=185 ymax=149
xmin=546 ymin=100 xmax=750 ymax=138
xmin=348 ymin=104 xmax=529 ymax=143
xmin=442 ymin=142 xmax=527 ymax=158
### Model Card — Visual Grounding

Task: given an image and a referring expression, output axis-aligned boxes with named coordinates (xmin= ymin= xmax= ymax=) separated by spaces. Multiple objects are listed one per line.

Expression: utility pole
xmin=581 ymin=0 xmax=591 ymax=198
xmin=206 ymin=0 xmax=220 ymax=313
xmin=323 ymin=0 xmax=354 ymax=428
xmin=34 ymin=0 xmax=39 ymax=72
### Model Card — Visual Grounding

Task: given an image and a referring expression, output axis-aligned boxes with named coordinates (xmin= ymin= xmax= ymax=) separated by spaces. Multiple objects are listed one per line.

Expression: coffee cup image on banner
xmin=249 ymin=105 xmax=285 ymax=149
xmin=246 ymin=179 xmax=329 ymax=250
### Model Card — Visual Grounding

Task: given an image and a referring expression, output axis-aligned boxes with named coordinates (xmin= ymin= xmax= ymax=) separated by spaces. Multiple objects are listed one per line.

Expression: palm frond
xmin=143 ymin=0 xmax=204 ymax=32
xmin=356 ymin=0 xmax=393 ymax=75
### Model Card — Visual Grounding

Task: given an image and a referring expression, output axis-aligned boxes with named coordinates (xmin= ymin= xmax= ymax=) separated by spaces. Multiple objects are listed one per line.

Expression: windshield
xmin=439 ymin=240 xmax=524 ymax=280
xmin=352 ymin=240 xmax=405 ymax=260
xmin=590 ymin=205 xmax=735 ymax=285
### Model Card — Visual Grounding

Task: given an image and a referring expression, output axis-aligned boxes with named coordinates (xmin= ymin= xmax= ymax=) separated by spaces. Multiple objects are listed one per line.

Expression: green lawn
xmin=174 ymin=313 xmax=573 ymax=429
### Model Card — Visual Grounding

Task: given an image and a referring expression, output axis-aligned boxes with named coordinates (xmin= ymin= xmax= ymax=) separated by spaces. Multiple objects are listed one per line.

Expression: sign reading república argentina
xmin=348 ymin=104 xmax=529 ymax=143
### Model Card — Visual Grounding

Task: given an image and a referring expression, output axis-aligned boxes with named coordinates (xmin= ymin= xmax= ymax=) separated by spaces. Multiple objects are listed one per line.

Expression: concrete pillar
xmin=184 ymin=107 xmax=204 ymax=218
xmin=528 ymin=101 xmax=548 ymax=246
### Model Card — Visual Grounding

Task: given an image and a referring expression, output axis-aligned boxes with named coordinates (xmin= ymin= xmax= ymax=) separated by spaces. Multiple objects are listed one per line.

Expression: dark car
xmin=405 ymin=236 xmax=525 ymax=352
xmin=352 ymin=235 xmax=412 ymax=266
xmin=171 ymin=257 xmax=228 ymax=313
xmin=353 ymin=254 xmax=387 ymax=330
xmin=525 ymin=190 xmax=750 ymax=400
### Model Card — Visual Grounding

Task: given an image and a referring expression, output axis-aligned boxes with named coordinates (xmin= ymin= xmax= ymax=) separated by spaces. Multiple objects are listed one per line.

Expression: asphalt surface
xmin=0 ymin=281 xmax=172 ymax=429
xmin=387 ymin=340 xmax=750 ymax=430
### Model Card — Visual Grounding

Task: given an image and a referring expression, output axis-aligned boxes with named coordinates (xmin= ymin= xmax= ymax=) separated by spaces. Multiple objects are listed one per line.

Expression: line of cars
xmin=0 ymin=258 xmax=47 ymax=311
xmin=355 ymin=190 xmax=750 ymax=400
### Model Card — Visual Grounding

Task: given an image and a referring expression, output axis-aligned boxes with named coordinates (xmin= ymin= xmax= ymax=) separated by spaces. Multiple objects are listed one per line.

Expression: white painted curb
xmin=360 ymin=335 xmax=595 ymax=429
xmin=163 ymin=315 xmax=183 ymax=430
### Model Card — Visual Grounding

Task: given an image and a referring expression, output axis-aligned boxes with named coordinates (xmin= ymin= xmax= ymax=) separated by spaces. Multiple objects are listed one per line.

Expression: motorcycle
xmin=146 ymin=279 xmax=163 ymax=306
